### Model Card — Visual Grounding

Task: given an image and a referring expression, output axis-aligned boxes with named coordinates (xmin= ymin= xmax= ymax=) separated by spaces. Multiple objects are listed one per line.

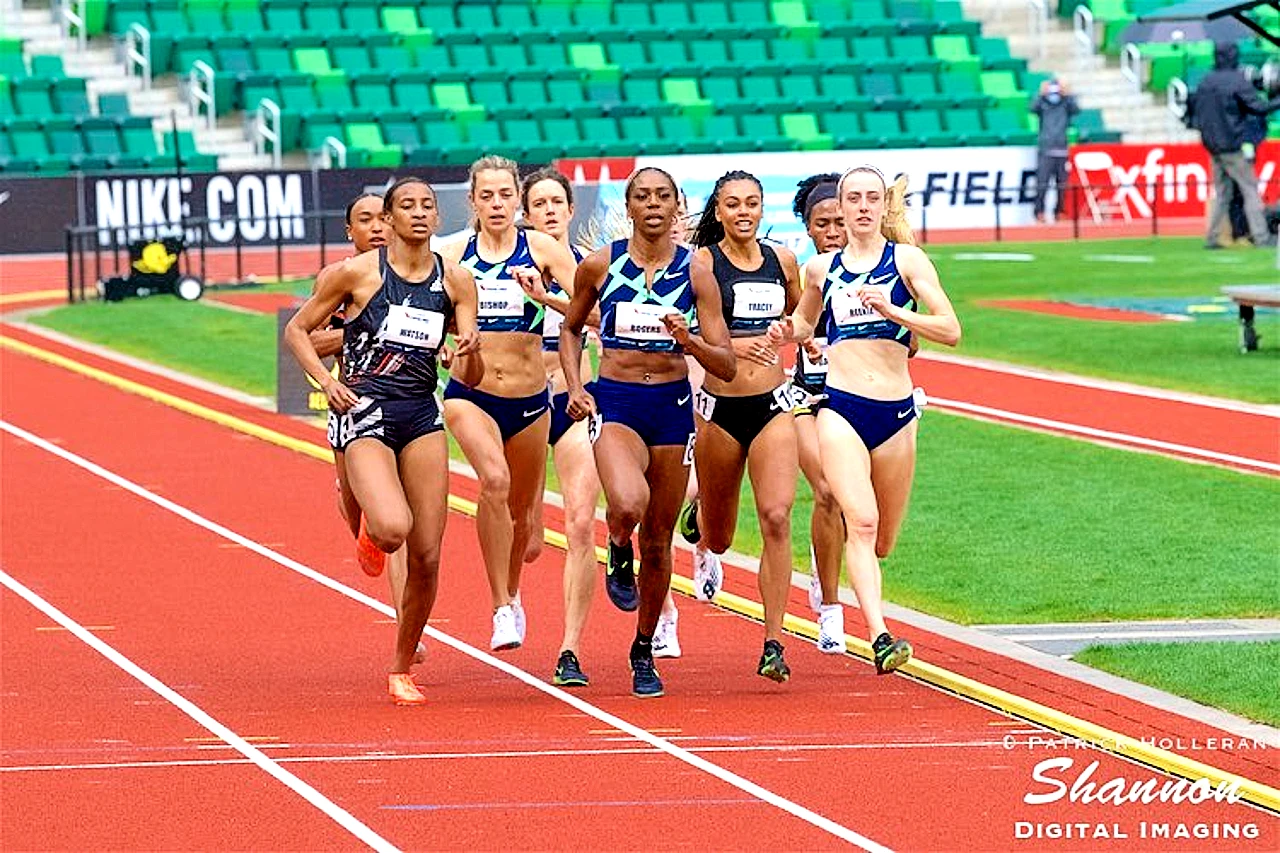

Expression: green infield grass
xmin=928 ymin=237 xmax=1279 ymax=402
xmin=1073 ymin=641 xmax=1280 ymax=727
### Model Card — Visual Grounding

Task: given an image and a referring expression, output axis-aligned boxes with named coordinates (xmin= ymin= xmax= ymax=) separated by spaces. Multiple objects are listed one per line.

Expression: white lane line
xmin=0 ymin=568 xmax=397 ymax=853
xmin=0 ymin=739 xmax=1015 ymax=775
xmin=1083 ymin=254 xmax=1156 ymax=263
xmin=0 ymin=420 xmax=892 ymax=853
xmin=917 ymin=351 xmax=1280 ymax=417
xmin=929 ymin=397 xmax=1280 ymax=474
xmin=992 ymin=629 xmax=1279 ymax=642
xmin=950 ymin=252 xmax=1036 ymax=261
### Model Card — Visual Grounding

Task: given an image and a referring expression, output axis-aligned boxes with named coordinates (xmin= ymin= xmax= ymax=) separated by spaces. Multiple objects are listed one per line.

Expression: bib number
xmin=692 ymin=388 xmax=716 ymax=421
xmin=477 ymin=278 xmax=525 ymax=319
xmin=731 ymin=280 xmax=785 ymax=321
xmin=384 ymin=304 xmax=444 ymax=350
xmin=771 ymin=384 xmax=804 ymax=413
xmin=682 ymin=432 xmax=696 ymax=466
xmin=587 ymin=412 xmax=603 ymax=445
xmin=615 ymin=302 xmax=677 ymax=342
xmin=831 ymin=285 xmax=891 ymax=327
xmin=798 ymin=336 xmax=829 ymax=376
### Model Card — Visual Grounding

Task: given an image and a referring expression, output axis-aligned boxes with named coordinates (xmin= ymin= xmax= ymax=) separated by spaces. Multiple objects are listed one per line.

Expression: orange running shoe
xmin=388 ymin=673 xmax=426 ymax=706
xmin=356 ymin=517 xmax=386 ymax=577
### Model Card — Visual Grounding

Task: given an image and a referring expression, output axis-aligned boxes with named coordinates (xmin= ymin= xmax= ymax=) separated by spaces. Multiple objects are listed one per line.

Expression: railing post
xmin=188 ymin=60 xmax=216 ymax=131
xmin=126 ymin=24 xmax=153 ymax=91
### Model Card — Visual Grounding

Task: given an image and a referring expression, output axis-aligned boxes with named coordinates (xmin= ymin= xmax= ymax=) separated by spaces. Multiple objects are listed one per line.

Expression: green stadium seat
xmin=346 ymin=122 xmax=402 ymax=167
xmin=381 ymin=6 xmax=432 ymax=47
xmin=97 ymin=93 xmax=132 ymax=118
xmin=293 ymin=47 xmax=334 ymax=77
xmin=14 ymin=79 xmax=54 ymax=117
xmin=822 ymin=110 xmax=865 ymax=147
xmin=932 ymin=33 xmax=980 ymax=75
xmin=371 ymin=46 xmax=415 ymax=72
xmin=457 ymin=4 xmax=496 ymax=31
xmin=53 ymin=79 xmax=91 ymax=116
xmin=120 ymin=116 xmax=158 ymax=157
xmin=984 ymin=108 xmax=1035 ymax=144
xmin=780 ymin=111 xmax=831 ymax=149
xmin=861 ymin=110 xmax=908 ymax=146
xmin=614 ymin=2 xmax=652 ymax=26
xmin=30 ymin=55 xmax=66 ymax=80
xmin=342 ymin=4 xmax=380 ymax=32
xmin=491 ymin=43 xmax=530 ymax=72
xmin=9 ymin=118 xmax=50 ymax=159
xmin=353 ymin=73 xmax=394 ymax=111
xmin=382 ymin=116 xmax=422 ymax=151
xmin=81 ymin=116 xmax=122 ymax=157
xmin=738 ymin=112 xmax=794 ymax=150
xmin=314 ymin=77 xmax=353 ymax=111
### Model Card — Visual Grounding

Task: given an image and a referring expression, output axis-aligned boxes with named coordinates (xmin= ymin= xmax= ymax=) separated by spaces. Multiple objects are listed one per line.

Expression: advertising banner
xmin=557 ymin=147 xmax=1042 ymax=262
xmin=275 ymin=307 xmax=337 ymax=417
xmin=1066 ymin=141 xmax=1280 ymax=221
xmin=0 ymin=175 xmax=80 ymax=254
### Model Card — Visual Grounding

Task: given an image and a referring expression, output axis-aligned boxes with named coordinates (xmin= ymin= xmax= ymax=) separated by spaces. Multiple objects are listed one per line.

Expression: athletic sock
xmin=631 ymin=633 xmax=653 ymax=662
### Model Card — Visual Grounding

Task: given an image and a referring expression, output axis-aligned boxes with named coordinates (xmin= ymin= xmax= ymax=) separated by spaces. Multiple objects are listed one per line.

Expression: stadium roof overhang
xmin=1138 ymin=0 xmax=1280 ymax=47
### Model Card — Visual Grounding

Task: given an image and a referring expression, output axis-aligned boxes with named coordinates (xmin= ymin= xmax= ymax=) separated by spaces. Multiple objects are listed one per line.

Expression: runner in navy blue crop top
xmin=768 ymin=166 xmax=961 ymax=677
xmin=438 ymin=156 xmax=581 ymax=657
xmin=558 ymin=167 xmax=736 ymax=699
xmin=285 ymin=177 xmax=480 ymax=706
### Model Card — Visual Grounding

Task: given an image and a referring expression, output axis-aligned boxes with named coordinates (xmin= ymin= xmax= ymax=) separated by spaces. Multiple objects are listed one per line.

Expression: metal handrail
xmin=1072 ymin=5 xmax=1095 ymax=56
xmin=54 ymin=0 xmax=87 ymax=52
xmin=254 ymin=98 xmax=283 ymax=168
xmin=1027 ymin=0 xmax=1048 ymax=60
xmin=1120 ymin=43 xmax=1144 ymax=92
xmin=125 ymin=23 xmax=152 ymax=91
xmin=188 ymin=60 xmax=216 ymax=130
xmin=1167 ymin=78 xmax=1188 ymax=119
xmin=321 ymin=136 xmax=347 ymax=169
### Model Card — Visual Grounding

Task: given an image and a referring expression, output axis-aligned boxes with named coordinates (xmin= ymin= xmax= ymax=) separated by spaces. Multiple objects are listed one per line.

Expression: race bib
xmin=614 ymin=302 xmax=677 ymax=342
xmin=831 ymin=285 xmax=891 ymax=327
xmin=798 ymin=336 xmax=829 ymax=376
xmin=476 ymin=278 xmax=525 ymax=319
xmin=771 ymin=384 xmax=805 ymax=412
xmin=542 ymin=307 xmax=564 ymax=340
xmin=682 ymin=432 xmax=696 ymax=466
xmin=384 ymin=304 xmax=444 ymax=350
xmin=731 ymin=280 xmax=785 ymax=320
xmin=692 ymin=388 xmax=716 ymax=421
xmin=587 ymin=412 xmax=603 ymax=445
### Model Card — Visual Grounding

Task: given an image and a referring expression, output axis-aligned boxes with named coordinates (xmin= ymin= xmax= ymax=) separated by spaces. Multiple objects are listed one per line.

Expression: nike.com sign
xmin=93 ymin=173 xmax=306 ymax=247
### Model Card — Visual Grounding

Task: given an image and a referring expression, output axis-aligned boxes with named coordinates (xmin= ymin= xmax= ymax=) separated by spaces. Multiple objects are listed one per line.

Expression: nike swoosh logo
xmin=676 ymin=395 xmax=691 ymax=406
xmin=868 ymin=273 xmax=895 ymax=286
xmin=523 ymin=409 xmax=543 ymax=418
xmin=897 ymin=409 xmax=912 ymax=419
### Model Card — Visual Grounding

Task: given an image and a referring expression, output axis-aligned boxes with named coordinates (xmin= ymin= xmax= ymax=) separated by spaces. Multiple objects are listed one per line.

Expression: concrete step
xmin=194 ymin=126 xmax=254 ymax=147
xmin=86 ymin=76 xmax=143 ymax=98
xmin=217 ymin=152 xmax=276 ymax=171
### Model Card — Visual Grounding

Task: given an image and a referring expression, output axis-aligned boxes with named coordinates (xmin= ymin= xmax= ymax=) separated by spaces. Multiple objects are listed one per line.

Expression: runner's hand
xmin=736 ymin=336 xmax=778 ymax=367
xmin=511 ymin=266 xmax=548 ymax=301
xmin=566 ymin=388 xmax=596 ymax=421
xmin=453 ymin=329 xmax=481 ymax=358
xmin=439 ymin=343 xmax=455 ymax=369
xmin=661 ymin=311 xmax=691 ymax=346
xmin=322 ymin=377 xmax=359 ymax=413
xmin=765 ymin=317 xmax=793 ymax=347
xmin=856 ymin=284 xmax=898 ymax=321
xmin=801 ymin=337 xmax=824 ymax=362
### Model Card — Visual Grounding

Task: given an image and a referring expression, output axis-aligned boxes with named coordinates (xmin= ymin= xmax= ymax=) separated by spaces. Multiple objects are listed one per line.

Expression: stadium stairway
xmin=2 ymin=0 xmax=274 ymax=171
xmin=962 ymin=0 xmax=1197 ymax=143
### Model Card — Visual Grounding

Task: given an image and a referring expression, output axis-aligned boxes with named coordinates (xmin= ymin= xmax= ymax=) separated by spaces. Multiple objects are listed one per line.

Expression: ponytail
xmin=881 ymin=173 xmax=915 ymax=246
xmin=690 ymin=169 xmax=762 ymax=248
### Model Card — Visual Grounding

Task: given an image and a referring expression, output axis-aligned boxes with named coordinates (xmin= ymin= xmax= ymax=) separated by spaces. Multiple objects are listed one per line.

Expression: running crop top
xmin=343 ymin=248 xmax=453 ymax=399
xmin=542 ymin=244 xmax=585 ymax=352
xmin=597 ymin=239 xmax=695 ymax=353
xmin=822 ymin=242 xmax=914 ymax=347
xmin=708 ymin=242 xmax=787 ymax=338
xmin=459 ymin=229 xmax=543 ymax=334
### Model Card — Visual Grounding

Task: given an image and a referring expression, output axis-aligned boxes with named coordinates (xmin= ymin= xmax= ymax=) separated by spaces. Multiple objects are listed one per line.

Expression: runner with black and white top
xmin=285 ymin=177 xmax=480 ymax=705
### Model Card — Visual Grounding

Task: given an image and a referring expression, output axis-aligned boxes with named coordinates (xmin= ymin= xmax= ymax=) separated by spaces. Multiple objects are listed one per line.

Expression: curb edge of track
xmin=3 ymin=331 xmax=1277 ymax=816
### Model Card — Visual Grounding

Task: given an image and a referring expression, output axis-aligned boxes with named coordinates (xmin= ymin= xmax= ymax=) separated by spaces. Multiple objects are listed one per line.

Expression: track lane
xmin=4 ymin=334 xmax=1276 ymax=849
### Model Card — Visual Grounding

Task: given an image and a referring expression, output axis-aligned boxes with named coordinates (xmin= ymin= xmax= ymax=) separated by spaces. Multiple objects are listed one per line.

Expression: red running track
xmin=2 ymin=324 xmax=1277 ymax=850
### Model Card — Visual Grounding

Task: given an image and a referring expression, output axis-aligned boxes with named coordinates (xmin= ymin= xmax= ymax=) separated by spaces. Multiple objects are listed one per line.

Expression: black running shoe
xmin=872 ymin=632 xmax=912 ymax=675
xmin=677 ymin=499 xmax=701 ymax=545
xmin=606 ymin=539 xmax=639 ymax=611
xmin=630 ymin=655 xmax=664 ymax=698
xmin=757 ymin=639 xmax=791 ymax=683
xmin=553 ymin=650 xmax=590 ymax=688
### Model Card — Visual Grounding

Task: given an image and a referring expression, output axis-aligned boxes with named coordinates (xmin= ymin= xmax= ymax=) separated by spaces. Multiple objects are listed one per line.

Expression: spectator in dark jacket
xmin=1191 ymin=42 xmax=1280 ymax=248
xmin=1030 ymin=78 xmax=1080 ymax=222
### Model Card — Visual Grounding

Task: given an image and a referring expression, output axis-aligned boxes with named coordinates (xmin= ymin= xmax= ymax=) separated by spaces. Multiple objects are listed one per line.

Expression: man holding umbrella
xmin=1190 ymin=42 xmax=1280 ymax=249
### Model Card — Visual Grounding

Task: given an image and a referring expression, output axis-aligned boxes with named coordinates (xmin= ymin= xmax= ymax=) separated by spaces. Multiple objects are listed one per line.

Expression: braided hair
xmin=690 ymin=170 xmax=763 ymax=248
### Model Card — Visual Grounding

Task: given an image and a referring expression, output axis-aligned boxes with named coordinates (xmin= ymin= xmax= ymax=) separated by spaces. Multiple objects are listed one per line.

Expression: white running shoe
xmin=491 ymin=605 xmax=522 ymax=651
xmin=652 ymin=611 xmax=682 ymax=659
xmin=817 ymin=604 xmax=846 ymax=655
xmin=692 ymin=546 xmax=723 ymax=602
xmin=807 ymin=549 xmax=822 ymax=614
xmin=511 ymin=594 xmax=527 ymax=643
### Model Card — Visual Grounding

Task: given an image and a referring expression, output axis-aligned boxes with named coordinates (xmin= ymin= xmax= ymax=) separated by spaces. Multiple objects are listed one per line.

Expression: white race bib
xmin=731 ymin=281 xmax=785 ymax=320
xmin=831 ymin=284 xmax=891 ymax=327
xmin=615 ymin=302 xmax=677 ymax=342
xmin=476 ymin=278 xmax=525 ymax=319
xmin=798 ymin=336 xmax=828 ymax=376
xmin=543 ymin=307 xmax=564 ymax=339
xmin=384 ymin=304 xmax=444 ymax=350
xmin=692 ymin=388 xmax=716 ymax=421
